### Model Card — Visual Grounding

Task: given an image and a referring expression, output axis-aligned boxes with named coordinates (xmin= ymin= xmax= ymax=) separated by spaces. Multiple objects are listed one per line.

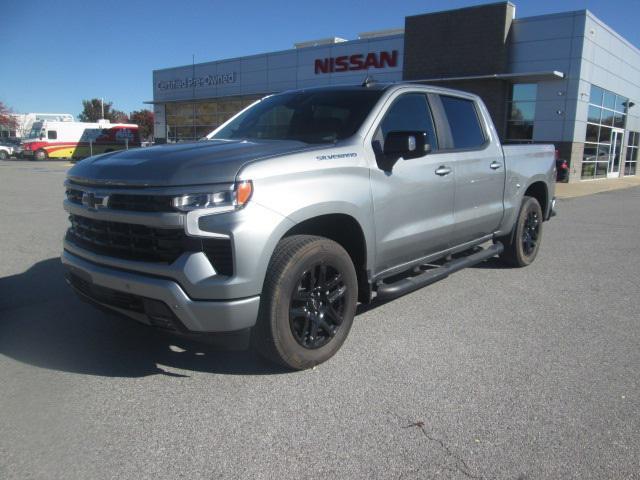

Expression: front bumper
xmin=62 ymin=250 xmax=260 ymax=333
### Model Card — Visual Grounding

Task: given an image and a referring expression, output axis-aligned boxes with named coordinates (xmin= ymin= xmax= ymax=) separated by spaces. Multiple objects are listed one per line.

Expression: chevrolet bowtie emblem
xmin=81 ymin=192 xmax=109 ymax=210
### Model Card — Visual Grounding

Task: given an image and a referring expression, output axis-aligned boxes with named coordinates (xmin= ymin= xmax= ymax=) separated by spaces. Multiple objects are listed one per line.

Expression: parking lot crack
xmin=400 ymin=418 xmax=488 ymax=480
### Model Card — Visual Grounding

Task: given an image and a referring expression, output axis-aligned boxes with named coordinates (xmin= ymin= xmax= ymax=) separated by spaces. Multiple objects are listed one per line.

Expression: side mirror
xmin=383 ymin=131 xmax=430 ymax=160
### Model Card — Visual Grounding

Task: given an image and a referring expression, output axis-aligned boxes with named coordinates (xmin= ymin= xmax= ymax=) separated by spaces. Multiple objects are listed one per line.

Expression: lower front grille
xmin=66 ymin=272 xmax=186 ymax=331
xmin=66 ymin=271 xmax=145 ymax=312
xmin=65 ymin=214 xmax=234 ymax=275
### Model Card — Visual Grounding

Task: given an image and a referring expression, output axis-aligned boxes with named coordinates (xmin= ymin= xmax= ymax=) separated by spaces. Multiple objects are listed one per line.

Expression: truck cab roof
xmin=276 ymin=81 xmax=481 ymax=103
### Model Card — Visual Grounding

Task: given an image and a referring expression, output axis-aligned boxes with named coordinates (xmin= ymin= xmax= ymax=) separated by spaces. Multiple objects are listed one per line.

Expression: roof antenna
xmin=362 ymin=75 xmax=375 ymax=87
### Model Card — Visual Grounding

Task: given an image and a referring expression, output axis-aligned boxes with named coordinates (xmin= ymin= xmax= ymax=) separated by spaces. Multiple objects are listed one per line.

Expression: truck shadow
xmin=0 ymin=258 xmax=287 ymax=378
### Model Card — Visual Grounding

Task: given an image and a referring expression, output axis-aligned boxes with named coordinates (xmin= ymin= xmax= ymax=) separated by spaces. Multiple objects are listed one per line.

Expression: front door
xmin=608 ymin=129 xmax=624 ymax=177
xmin=368 ymin=92 xmax=455 ymax=274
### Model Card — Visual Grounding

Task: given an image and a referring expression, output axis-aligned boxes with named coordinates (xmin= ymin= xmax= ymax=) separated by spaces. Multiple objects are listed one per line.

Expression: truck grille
xmin=65 ymin=188 xmax=175 ymax=212
xmin=66 ymin=214 xmax=233 ymax=275
xmin=67 ymin=214 xmax=187 ymax=263
xmin=108 ymin=194 xmax=175 ymax=212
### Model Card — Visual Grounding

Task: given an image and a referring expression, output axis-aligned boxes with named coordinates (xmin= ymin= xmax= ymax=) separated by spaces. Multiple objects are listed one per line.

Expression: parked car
xmin=0 ymin=145 xmax=13 ymax=160
xmin=62 ymin=83 xmax=557 ymax=370
xmin=0 ymin=143 xmax=13 ymax=160
xmin=5 ymin=138 xmax=23 ymax=158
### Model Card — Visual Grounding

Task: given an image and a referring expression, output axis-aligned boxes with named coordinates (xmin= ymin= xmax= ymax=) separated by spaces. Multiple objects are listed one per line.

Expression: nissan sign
xmin=314 ymin=50 xmax=398 ymax=74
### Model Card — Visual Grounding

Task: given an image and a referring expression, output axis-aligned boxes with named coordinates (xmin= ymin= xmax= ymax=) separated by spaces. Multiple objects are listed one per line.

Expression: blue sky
xmin=2 ymin=0 xmax=639 ymax=117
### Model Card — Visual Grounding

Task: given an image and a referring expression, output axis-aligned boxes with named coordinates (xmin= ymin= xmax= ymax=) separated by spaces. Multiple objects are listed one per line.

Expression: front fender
xmin=197 ymin=201 xmax=295 ymax=298
xmin=283 ymin=200 xmax=375 ymax=272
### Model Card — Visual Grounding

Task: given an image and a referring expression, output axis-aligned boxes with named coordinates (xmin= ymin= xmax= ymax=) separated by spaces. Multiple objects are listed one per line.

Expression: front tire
xmin=34 ymin=149 xmax=47 ymax=161
xmin=0 ymin=151 xmax=7 ymax=160
xmin=497 ymin=196 xmax=543 ymax=267
xmin=252 ymin=235 xmax=358 ymax=370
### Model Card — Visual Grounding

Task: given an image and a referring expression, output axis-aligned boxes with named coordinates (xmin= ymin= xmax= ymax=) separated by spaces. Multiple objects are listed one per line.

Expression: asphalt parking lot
xmin=1 ymin=159 xmax=639 ymax=479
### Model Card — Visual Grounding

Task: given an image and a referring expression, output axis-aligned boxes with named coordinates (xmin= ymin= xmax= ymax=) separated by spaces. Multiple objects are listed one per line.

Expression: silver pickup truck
xmin=62 ymin=82 xmax=556 ymax=369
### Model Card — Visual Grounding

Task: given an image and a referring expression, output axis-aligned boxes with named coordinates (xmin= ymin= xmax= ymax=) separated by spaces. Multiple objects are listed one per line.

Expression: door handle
xmin=490 ymin=161 xmax=502 ymax=170
xmin=435 ymin=165 xmax=452 ymax=176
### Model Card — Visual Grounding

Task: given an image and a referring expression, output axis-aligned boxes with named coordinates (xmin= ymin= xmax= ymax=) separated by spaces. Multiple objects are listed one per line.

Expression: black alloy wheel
xmin=289 ymin=262 xmax=347 ymax=349
xmin=522 ymin=209 xmax=540 ymax=256
xmin=252 ymin=234 xmax=358 ymax=370
xmin=496 ymin=195 xmax=544 ymax=267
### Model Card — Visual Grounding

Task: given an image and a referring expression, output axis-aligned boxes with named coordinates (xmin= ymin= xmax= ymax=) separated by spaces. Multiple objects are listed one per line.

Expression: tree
xmin=78 ymin=98 xmax=128 ymax=123
xmin=129 ymin=109 xmax=154 ymax=141
xmin=0 ymin=101 xmax=17 ymax=133
xmin=111 ymin=110 xmax=129 ymax=123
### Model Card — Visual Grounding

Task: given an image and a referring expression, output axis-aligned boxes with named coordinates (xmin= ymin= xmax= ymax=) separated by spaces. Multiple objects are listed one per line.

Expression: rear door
xmin=368 ymin=91 xmax=455 ymax=274
xmin=433 ymin=94 xmax=505 ymax=245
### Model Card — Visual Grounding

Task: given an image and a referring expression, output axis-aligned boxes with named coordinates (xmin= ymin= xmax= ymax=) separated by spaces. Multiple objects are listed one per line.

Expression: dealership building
xmin=149 ymin=2 xmax=640 ymax=182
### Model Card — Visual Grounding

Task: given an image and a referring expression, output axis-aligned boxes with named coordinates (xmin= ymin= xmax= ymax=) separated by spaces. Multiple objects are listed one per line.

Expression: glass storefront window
xmin=589 ymin=85 xmax=604 ymax=105
xmin=162 ymin=95 xmax=262 ymax=142
xmin=614 ymin=113 xmax=625 ymax=129
xmin=587 ymin=105 xmax=601 ymax=124
xmin=512 ymin=84 xmax=537 ymax=102
xmin=625 ymin=131 xmax=638 ymax=176
xmin=601 ymin=110 xmax=615 ymax=126
xmin=508 ymin=102 xmax=535 ymax=122
xmin=595 ymin=162 xmax=608 ymax=178
xmin=582 ymin=84 xmax=630 ymax=179
xmin=586 ymin=124 xmax=599 ymax=143
xmin=603 ymin=91 xmax=616 ymax=110
xmin=195 ymin=126 xmax=215 ymax=138
xmin=599 ymin=126 xmax=612 ymax=143
xmin=505 ymin=83 xmax=537 ymax=143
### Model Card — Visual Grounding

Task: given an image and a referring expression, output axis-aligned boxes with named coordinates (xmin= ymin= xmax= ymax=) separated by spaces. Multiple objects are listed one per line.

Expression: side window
xmin=47 ymin=130 xmax=57 ymax=140
xmin=440 ymin=95 xmax=486 ymax=149
xmin=377 ymin=93 xmax=438 ymax=151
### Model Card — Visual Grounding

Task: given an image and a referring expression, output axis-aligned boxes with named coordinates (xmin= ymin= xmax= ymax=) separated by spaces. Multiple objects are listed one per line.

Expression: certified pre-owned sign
xmin=314 ymin=50 xmax=398 ymax=74
xmin=157 ymin=72 xmax=236 ymax=90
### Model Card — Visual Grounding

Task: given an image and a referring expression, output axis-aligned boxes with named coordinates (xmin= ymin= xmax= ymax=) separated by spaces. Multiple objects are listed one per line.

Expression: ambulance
xmin=22 ymin=119 xmax=140 ymax=160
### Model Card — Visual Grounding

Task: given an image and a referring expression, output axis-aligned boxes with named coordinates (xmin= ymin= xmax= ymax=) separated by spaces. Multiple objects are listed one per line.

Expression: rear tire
xmin=497 ymin=196 xmax=543 ymax=267
xmin=0 ymin=151 xmax=7 ymax=160
xmin=252 ymin=235 xmax=358 ymax=370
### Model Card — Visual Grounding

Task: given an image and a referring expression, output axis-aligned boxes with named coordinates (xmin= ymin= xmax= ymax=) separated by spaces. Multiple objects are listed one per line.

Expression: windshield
xmin=210 ymin=89 xmax=384 ymax=144
xmin=27 ymin=122 xmax=44 ymax=139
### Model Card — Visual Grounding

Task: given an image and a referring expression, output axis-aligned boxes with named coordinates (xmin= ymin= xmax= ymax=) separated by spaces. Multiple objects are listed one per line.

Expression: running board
xmin=375 ymin=242 xmax=504 ymax=301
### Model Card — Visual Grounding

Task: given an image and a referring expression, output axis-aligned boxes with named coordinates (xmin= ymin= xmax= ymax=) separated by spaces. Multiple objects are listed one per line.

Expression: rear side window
xmin=47 ymin=130 xmax=57 ymax=140
xmin=378 ymin=93 xmax=438 ymax=150
xmin=440 ymin=96 xmax=485 ymax=149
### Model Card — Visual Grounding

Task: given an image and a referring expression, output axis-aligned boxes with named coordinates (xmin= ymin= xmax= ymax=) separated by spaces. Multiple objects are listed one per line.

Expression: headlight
xmin=172 ymin=181 xmax=253 ymax=213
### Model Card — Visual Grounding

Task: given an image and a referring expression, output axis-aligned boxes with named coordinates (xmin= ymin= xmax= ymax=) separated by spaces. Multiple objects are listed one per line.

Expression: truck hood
xmin=67 ymin=139 xmax=314 ymax=187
